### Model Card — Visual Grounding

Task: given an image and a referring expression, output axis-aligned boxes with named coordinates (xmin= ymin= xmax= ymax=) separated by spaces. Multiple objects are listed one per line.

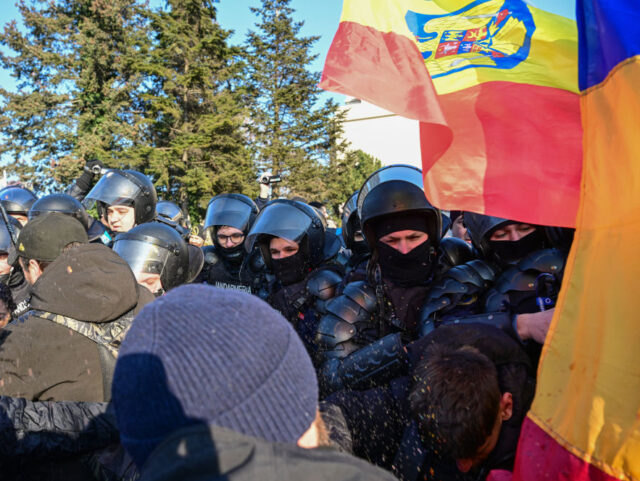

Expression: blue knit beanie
xmin=111 ymin=284 xmax=319 ymax=468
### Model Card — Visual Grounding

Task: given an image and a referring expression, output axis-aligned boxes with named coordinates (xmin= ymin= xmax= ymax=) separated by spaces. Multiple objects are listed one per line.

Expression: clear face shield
xmin=113 ymin=238 xmax=170 ymax=279
xmin=83 ymin=171 xmax=141 ymax=210
xmin=245 ymin=202 xmax=312 ymax=253
xmin=204 ymin=197 xmax=254 ymax=234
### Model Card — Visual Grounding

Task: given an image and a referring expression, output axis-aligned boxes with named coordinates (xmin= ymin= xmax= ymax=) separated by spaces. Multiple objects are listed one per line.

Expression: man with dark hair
xmin=0 ymin=213 xmax=153 ymax=402
xmin=325 ymin=324 xmax=534 ymax=480
xmin=409 ymin=344 xmax=513 ymax=475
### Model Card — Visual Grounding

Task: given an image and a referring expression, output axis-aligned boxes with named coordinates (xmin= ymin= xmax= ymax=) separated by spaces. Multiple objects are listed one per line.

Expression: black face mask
xmin=351 ymin=240 xmax=369 ymax=256
xmin=272 ymin=251 xmax=308 ymax=286
xmin=218 ymin=243 xmax=245 ymax=265
xmin=489 ymin=229 xmax=547 ymax=267
xmin=376 ymin=239 xmax=435 ymax=287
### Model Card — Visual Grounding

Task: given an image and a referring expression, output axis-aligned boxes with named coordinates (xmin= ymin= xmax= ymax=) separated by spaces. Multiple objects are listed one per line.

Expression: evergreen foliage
xmin=141 ymin=0 xmax=255 ymax=218
xmin=0 ymin=0 xmax=150 ymax=191
xmin=243 ymin=0 xmax=345 ymax=201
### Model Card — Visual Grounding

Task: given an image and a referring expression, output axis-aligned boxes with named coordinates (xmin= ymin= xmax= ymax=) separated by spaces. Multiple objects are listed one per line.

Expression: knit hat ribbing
xmin=111 ymin=284 xmax=318 ymax=468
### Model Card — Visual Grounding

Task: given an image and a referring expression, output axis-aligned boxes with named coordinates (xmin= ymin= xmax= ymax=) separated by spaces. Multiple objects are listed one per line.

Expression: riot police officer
xmin=246 ymin=199 xmax=344 ymax=349
xmin=0 ymin=185 xmax=38 ymax=226
xmin=113 ymin=222 xmax=191 ymax=296
xmin=340 ymin=191 xmax=370 ymax=281
xmin=83 ymin=169 xmax=157 ymax=234
xmin=419 ymin=213 xmax=572 ymax=364
xmin=0 ymin=215 xmax=29 ymax=316
xmin=28 ymin=193 xmax=112 ymax=245
xmin=315 ymin=165 xmax=472 ymax=394
xmin=197 ymin=194 xmax=265 ymax=295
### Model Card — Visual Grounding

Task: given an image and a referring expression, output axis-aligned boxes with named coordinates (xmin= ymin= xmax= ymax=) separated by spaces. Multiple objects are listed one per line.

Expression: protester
xmin=112 ymin=285 xmax=396 ymax=481
xmin=449 ymin=210 xmax=471 ymax=243
xmin=326 ymin=324 xmax=535 ymax=480
xmin=0 ymin=213 xmax=153 ymax=402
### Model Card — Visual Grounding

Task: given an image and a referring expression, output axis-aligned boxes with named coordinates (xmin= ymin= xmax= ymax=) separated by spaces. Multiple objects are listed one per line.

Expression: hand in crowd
xmin=189 ymin=234 xmax=204 ymax=247
xmin=516 ymin=308 xmax=555 ymax=344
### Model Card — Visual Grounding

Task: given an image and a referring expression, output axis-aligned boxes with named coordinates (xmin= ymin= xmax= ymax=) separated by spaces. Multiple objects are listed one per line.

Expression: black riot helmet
xmin=84 ymin=169 xmax=157 ymax=226
xmin=204 ymin=194 xmax=259 ymax=237
xmin=0 ymin=186 xmax=38 ymax=216
xmin=341 ymin=191 xmax=368 ymax=253
xmin=357 ymin=165 xmax=442 ymax=248
xmin=0 ymin=216 xmax=22 ymax=255
xmin=246 ymin=199 xmax=340 ymax=269
xmin=463 ymin=213 xmax=513 ymax=260
xmin=28 ymin=194 xmax=90 ymax=230
xmin=113 ymin=222 xmax=189 ymax=292
xmin=156 ymin=200 xmax=185 ymax=226
xmin=464 ymin=212 xmax=552 ymax=266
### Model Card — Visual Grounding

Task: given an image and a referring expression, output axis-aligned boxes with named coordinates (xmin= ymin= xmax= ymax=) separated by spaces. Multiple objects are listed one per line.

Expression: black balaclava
xmin=488 ymin=227 xmax=547 ymax=267
xmin=373 ymin=212 xmax=436 ymax=287
xmin=271 ymin=250 xmax=308 ymax=286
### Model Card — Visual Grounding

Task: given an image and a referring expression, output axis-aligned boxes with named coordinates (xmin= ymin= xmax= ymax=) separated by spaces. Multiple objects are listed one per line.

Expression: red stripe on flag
xmin=422 ymin=81 xmax=582 ymax=227
xmin=320 ymin=21 xmax=452 ymax=159
xmin=513 ymin=418 xmax=621 ymax=481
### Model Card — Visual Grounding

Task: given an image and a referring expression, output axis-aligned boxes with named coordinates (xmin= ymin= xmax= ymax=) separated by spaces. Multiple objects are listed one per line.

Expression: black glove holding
xmin=75 ymin=158 xmax=104 ymax=192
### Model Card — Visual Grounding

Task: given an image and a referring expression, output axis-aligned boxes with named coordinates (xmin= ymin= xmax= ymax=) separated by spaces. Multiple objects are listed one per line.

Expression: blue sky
xmin=0 ymin=0 xmax=575 ymax=99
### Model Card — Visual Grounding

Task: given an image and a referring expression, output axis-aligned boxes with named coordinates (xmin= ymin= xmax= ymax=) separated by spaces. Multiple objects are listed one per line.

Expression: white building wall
xmin=341 ymin=98 xmax=421 ymax=168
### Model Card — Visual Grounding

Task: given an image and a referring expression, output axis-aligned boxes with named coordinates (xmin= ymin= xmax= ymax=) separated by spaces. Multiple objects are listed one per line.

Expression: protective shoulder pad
xmin=436 ymin=237 xmax=476 ymax=275
xmin=315 ymin=281 xmax=379 ymax=365
xmin=307 ymin=268 xmax=343 ymax=300
xmin=247 ymin=247 xmax=266 ymax=273
xmin=419 ymin=259 xmax=497 ymax=336
xmin=201 ymin=245 xmax=220 ymax=266
xmin=484 ymin=248 xmax=566 ymax=313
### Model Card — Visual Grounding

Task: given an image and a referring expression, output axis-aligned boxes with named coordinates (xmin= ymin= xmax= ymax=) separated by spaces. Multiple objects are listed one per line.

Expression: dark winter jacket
xmin=139 ymin=423 xmax=397 ymax=481
xmin=0 ymin=243 xmax=154 ymax=402
xmin=1 ymin=268 xmax=31 ymax=317
xmin=327 ymin=324 xmax=536 ymax=481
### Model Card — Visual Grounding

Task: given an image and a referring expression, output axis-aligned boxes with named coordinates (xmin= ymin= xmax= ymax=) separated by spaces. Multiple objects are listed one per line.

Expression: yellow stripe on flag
xmin=528 ymin=56 xmax=640 ymax=478
xmin=339 ymin=0 xmax=577 ymax=94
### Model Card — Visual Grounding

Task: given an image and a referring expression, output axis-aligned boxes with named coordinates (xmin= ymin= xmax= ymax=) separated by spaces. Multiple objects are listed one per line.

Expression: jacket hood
xmin=140 ymin=424 xmax=396 ymax=481
xmin=29 ymin=243 xmax=140 ymax=323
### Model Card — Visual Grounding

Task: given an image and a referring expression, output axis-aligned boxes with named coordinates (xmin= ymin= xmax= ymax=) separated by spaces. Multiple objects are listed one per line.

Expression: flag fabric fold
xmin=512 ymin=1 xmax=640 ymax=479
xmin=320 ymin=0 xmax=582 ymax=227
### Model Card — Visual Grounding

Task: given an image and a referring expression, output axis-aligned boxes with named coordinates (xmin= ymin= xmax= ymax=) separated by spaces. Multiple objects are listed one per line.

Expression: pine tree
xmin=243 ymin=0 xmax=343 ymax=200
xmin=141 ymin=0 xmax=255 ymax=219
xmin=0 ymin=0 xmax=150 ymax=191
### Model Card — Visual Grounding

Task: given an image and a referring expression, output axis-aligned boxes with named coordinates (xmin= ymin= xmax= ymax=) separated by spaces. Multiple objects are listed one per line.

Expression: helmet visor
xmin=246 ymin=202 xmax=311 ymax=249
xmin=204 ymin=197 xmax=254 ymax=232
xmin=357 ymin=165 xmax=424 ymax=216
xmin=341 ymin=192 xmax=358 ymax=228
xmin=113 ymin=238 xmax=170 ymax=276
xmin=83 ymin=171 xmax=141 ymax=209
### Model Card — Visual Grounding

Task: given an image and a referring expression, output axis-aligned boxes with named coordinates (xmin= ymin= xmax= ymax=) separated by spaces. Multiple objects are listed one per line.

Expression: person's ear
xmin=456 ymin=458 xmax=473 ymax=473
xmin=500 ymin=392 xmax=513 ymax=422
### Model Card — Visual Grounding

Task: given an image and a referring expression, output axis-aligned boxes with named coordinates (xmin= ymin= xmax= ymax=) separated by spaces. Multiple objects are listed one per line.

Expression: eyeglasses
xmin=217 ymin=233 xmax=245 ymax=243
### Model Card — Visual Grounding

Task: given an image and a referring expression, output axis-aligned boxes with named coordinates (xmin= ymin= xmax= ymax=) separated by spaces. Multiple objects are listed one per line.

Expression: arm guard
xmin=306 ymin=268 xmax=343 ymax=315
xmin=419 ymin=259 xmax=497 ymax=337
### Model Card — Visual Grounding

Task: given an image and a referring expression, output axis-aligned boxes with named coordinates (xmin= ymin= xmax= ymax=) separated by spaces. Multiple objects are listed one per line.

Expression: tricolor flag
xmin=510 ymin=1 xmax=640 ymax=479
xmin=320 ymin=0 xmax=582 ymax=227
